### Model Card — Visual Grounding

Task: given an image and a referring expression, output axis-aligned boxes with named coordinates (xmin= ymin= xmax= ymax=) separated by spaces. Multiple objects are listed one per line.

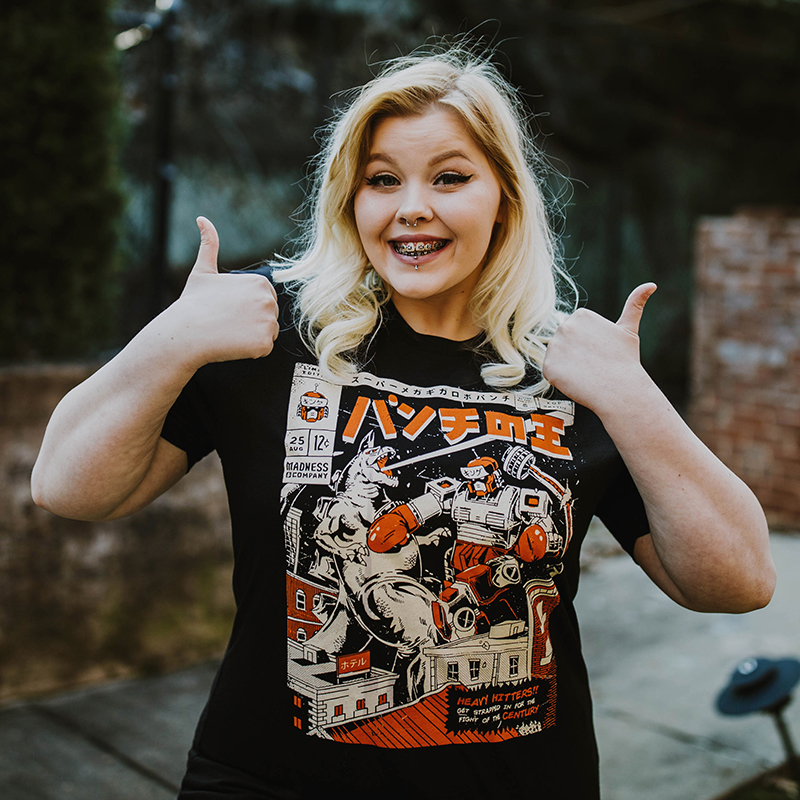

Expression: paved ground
xmin=1 ymin=529 xmax=798 ymax=800
xmin=577 ymin=529 xmax=800 ymax=800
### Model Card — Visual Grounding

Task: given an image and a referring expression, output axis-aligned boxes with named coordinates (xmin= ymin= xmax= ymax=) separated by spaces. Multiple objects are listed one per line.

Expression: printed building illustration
xmin=286 ymin=571 xmax=336 ymax=643
xmin=287 ymin=640 xmax=397 ymax=733
xmin=422 ymin=621 xmax=529 ymax=694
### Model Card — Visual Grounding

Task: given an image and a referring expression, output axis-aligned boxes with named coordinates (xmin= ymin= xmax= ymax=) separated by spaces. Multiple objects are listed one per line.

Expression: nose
xmin=397 ymin=182 xmax=433 ymax=228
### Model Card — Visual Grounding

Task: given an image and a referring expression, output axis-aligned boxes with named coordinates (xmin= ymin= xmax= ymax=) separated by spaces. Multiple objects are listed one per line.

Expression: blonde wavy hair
xmin=272 ymin=44 xmax=577 ymax=393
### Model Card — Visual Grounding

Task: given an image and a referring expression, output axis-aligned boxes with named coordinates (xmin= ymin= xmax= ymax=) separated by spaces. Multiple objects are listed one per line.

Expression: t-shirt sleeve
xmin=594 ymin=460 xmax=650 ymax=559
xmin=160 ymin=372 xmax=215 ymax=471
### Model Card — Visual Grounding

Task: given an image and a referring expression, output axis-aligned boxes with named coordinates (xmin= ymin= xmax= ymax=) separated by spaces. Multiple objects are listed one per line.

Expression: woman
xmin=32 ymin=45 xmax=774 ymax=799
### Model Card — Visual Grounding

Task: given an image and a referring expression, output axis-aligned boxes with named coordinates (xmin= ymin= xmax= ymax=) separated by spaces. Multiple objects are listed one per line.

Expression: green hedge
xmin=0 ymin=0 xmax=123 ymax=362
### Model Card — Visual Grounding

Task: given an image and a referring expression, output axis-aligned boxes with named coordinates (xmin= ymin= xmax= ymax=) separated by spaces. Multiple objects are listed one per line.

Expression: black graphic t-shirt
xmin=161 ymin=274 xmax=649 ymax=799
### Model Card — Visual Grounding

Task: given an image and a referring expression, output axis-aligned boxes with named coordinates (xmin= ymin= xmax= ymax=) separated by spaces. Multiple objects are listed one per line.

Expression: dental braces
xmin=393 ymin=241 xmax=447 ymax=256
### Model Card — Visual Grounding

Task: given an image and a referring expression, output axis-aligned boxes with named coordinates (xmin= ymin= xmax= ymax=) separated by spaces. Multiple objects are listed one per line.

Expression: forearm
xmin=31 ymin=312 xmax=199 ymax=520
xmin=597 ymin=373 xmax=775 ymax=612
xmin=32 ymin=218 xmax=281 ymax=521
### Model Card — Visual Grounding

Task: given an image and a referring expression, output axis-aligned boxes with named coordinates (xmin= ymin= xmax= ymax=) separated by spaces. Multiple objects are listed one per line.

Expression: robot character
xmin=297 ymin=391 xmax=328 ymax=422
xmin=367 ymin=446 xmax=569 ymax=643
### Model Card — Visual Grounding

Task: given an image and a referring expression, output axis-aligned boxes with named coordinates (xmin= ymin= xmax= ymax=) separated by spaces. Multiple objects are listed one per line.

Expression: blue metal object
xmin=717 ymin=656 xmax=800 ymax=784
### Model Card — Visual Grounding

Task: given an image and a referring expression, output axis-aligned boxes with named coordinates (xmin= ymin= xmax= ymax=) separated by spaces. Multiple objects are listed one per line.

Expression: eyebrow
xmin=428 ymin=149 xmax=473 ymax=167
xmin=365 ymin=149 xmax=475 ymax=167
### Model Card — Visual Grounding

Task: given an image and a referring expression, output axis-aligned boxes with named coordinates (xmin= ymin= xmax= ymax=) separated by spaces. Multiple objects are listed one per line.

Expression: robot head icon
xmin=460 ymin=456 xmax=504 ymax=497
xmin=298 ymin=391 xmax=328 ymax=422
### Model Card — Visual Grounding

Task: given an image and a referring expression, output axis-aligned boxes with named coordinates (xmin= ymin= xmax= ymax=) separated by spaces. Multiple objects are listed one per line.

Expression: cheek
xmin=457 ymin=209 xmax=500 ymax=253
xmin=353 ymin=191 xmax=369 ymax=240
xmin=354 ymin=191 xmax=391 ymax=241
xmin=444 ymin=192 xmax=502 ymax=238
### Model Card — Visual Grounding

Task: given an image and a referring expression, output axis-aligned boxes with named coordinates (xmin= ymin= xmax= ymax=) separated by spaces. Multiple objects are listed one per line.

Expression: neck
xmin=391 ymin=295 xmax=483 ymax=341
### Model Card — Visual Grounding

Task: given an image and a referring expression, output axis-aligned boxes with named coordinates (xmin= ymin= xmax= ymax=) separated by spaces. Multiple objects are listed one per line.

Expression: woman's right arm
xmin=31 ymin=217 xmax=280 ymax=521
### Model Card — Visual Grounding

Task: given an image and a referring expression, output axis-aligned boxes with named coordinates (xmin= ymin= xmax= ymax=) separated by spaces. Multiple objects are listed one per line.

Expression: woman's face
xmin=353 ymin=106 xmax=504 ymax=318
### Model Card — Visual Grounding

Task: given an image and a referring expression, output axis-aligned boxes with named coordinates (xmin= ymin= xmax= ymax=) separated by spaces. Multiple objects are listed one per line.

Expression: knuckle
xmin=256 ymin=341 xmax=274 ymax=359
xmin=253 ymin=273 xmax=274 ymax=291
xmin=237 ymin=273 xmax=266 ymax=290
xmin=264 ymin=293 xmax=278 ymax=312
xmin=557 ymin=317 xmax=575 ymax=335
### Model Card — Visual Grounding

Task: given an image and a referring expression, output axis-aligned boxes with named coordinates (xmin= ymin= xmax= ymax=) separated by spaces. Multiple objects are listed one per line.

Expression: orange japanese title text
xmin=341 ymin=393 xmax=572 ymax=460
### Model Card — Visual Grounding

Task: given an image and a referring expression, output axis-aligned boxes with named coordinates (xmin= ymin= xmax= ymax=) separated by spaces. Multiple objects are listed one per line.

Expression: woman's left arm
xmin=543 ymin=284 xmax=776 ymax=613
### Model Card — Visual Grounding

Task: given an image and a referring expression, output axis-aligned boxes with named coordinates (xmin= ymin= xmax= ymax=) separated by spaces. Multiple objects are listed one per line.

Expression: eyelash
xmin=364 ymin=171 xmax=473 ymax=187
xmin=437 ymin=171 xmax=473 ymax=186
xmin=364 ymin=174 xmax=398 ymax=187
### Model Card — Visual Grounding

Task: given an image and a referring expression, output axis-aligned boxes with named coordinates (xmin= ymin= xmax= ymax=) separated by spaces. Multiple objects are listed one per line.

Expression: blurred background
xmin=1 ymin=2 xmax=799 ymax=798
xmin=3 ymin=0 xmax=799 ymax=397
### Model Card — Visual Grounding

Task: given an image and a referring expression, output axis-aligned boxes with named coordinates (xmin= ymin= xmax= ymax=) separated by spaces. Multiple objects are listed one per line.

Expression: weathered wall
xmin=0 ymin=366 xmax=234 ymax=703
xmin=690 ymin=209 xmax=800 ymax=529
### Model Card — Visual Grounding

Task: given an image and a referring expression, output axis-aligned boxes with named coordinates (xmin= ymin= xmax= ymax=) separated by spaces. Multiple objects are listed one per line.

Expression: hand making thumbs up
xmin=542 ymin=283 xmax=657 ymax=416
xmin=164 ymin=217 xmax=280 ymax=369
xmin=189 ymin=215 xmax=222 ymax=277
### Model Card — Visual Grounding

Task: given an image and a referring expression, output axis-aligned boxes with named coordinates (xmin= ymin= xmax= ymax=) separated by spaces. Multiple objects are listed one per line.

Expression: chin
xmin=390 ymin=277 xmax=448 ymax=299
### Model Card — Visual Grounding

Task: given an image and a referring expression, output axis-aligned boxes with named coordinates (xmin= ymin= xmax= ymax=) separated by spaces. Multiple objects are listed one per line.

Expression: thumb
xmin=191 ymin=216 xmax=220 ymax=275
xmin=616 ymin=282 xmax=657 ymax=335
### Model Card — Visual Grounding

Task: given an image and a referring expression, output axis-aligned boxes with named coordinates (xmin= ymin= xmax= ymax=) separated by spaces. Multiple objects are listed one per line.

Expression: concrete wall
xmin=690 ymin=209 xmax=800 ymax=530
xmin=0 ymin=366 xmax=234 ymax=703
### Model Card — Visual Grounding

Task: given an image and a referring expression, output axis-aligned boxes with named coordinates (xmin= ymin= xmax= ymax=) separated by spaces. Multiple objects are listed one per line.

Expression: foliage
xmin=0 ymin=0 xmax=124 ymax=362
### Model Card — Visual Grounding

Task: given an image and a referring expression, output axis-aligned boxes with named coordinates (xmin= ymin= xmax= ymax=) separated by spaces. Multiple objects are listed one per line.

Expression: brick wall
xmin=0 ymin=365 xmax=235 ymax=702
xmin=690 ymin=209 xmax=800 ymax=530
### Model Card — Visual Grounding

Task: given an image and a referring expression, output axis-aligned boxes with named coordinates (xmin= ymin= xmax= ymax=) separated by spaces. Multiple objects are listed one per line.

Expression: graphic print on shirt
xmin=282 ymin=363 xmax=576 ymax=747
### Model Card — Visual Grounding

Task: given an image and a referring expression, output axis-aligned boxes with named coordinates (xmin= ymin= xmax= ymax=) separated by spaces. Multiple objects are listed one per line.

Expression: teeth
xmin=393 ymin=240 xmax=447 ymax=256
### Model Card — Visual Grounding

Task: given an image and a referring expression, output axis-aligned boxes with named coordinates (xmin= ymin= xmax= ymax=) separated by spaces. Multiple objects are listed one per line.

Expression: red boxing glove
xmin=368 ymin=504 xmax=419 ymax=553
xmin=515 ymin=523 xmax=548 ymax=562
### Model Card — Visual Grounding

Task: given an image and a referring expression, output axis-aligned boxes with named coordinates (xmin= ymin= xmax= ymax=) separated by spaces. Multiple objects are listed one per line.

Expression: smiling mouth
xmin=391 ymin=240 xmax=448 ymax=256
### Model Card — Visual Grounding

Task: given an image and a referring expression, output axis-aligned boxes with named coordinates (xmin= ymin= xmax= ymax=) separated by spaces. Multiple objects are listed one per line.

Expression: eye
xmin=364 ymin=173 xmax=399 ymax=188
xmin=435 ymin=172 xmax=473 ymax=186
